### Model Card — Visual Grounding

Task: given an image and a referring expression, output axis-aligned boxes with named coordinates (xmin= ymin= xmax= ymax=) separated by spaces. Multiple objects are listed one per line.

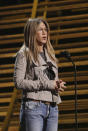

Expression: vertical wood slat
xmin=1 ymin=88 xmax=17 ymax=131
xmin=31 ymin=0 xmax=38 ymax=18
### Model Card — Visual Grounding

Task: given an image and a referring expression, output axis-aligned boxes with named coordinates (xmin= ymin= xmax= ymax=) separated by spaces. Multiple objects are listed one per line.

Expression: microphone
xmin=59 ymin=50 xmax=72 ymax=61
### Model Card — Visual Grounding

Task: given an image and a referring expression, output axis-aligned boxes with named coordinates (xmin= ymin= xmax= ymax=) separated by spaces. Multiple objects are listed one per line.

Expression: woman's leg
xmin=45 ymin=105 xmax=58 ymax=131
xmin=20 ymin=101 xmax=44 ymax=131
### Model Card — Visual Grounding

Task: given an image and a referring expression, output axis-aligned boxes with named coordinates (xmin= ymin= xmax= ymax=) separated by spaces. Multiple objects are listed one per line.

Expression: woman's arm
xmin=13 ymin=51 xmax=55 ymax=91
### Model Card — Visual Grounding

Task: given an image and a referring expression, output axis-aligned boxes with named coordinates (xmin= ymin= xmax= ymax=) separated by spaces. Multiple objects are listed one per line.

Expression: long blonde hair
xmin=23 ymin=18 xmax=57 ymax=64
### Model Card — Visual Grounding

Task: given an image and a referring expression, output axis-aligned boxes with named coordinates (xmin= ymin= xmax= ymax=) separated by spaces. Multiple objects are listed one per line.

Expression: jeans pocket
xmin=24 ymin=101 xmax=40 ymax=110
xmin=51 ymin=105 xmax=58 ymax=112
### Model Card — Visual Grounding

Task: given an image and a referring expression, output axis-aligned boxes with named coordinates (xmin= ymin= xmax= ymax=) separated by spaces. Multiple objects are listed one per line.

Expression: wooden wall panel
xmin=0 ymin=0 xmax=88 ymax=130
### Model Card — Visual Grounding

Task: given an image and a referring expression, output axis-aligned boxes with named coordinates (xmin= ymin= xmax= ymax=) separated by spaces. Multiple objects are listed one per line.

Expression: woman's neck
xmin=38 ymin=45 xmax=44 ymax=53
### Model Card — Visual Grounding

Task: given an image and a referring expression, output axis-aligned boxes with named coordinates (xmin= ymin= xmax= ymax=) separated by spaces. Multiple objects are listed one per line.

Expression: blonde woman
xmin=14 ymin=18 xmax=66 ymax=131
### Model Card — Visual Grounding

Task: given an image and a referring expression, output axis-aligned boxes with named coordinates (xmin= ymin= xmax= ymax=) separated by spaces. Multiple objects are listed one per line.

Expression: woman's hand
xmin=55 ymin=79 xmax=67 ymax=93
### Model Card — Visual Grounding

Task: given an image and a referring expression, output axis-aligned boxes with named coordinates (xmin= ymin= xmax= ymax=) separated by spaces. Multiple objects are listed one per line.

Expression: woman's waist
xmin=22 ymin=98 xmax=57 ymax=107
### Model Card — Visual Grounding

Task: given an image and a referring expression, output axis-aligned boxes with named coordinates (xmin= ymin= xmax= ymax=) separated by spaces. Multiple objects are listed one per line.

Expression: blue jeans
xmin=20 ymin=101 xmax=59 ymax=131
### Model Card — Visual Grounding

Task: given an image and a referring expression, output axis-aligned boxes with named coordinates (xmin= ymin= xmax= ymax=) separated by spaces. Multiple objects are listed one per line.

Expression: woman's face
xmin=36 ymin=22 xmax=48 ymax=45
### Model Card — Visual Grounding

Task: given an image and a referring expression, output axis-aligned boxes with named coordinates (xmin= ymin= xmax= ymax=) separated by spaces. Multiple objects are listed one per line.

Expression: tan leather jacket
xmin=14 ymin=48 xmax=61 ymax=104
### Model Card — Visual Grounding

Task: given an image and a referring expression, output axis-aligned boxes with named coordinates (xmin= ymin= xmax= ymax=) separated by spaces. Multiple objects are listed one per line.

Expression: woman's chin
xmin=38 ymin=42 xmax=46 ymax=46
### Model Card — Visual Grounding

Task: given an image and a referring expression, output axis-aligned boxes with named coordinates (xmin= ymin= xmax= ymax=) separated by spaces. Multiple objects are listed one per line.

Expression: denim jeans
xmin=20 ymin=101 xmax=59 ymax=131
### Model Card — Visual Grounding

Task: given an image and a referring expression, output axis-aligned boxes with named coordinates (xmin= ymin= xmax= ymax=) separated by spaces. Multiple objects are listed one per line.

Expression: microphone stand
xmin=71 ymin=59 xmax=78 ymax=131
xmin=59 ymin=51 xmax=78 ymax=131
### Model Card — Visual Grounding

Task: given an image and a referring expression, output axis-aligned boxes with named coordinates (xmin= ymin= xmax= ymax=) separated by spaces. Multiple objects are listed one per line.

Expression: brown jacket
xmin=14 ymin=48 xmax=61 ymax=104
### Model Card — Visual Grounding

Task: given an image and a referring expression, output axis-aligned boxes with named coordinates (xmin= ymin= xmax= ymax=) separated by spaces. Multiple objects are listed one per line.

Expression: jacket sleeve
xmin=13 ymin=51 xmax=55 ymax=91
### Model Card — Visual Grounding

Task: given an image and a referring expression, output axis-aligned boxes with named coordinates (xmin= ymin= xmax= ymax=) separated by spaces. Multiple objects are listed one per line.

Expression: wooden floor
xmin=0 ymin=0 xmax=88 ymax=130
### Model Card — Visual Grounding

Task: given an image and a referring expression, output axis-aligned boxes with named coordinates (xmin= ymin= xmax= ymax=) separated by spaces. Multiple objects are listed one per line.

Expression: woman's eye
xmin=40 ymin=29 xmax=43 ymax=31
xmin=38 ymin=28 xmax=47 ymax=32
xmin=37 ymin=28 xmax=42 ymax=32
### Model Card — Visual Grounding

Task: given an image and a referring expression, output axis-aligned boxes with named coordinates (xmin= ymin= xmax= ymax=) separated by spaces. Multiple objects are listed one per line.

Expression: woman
xmin=14 ymin=18 xmax=66 ymax=131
